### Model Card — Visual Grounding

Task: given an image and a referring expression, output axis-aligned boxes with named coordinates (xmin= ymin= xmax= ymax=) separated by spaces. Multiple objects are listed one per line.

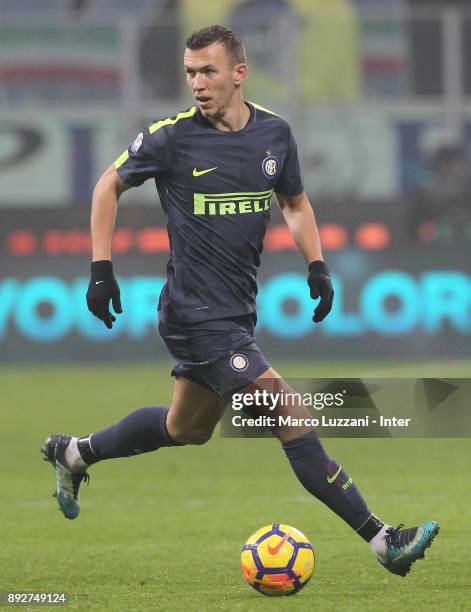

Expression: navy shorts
xmin=158 ymin=314 xmax=271 ymax=397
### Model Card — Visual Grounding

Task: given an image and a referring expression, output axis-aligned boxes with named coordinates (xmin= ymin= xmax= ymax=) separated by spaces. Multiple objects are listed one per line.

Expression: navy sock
xmin=82 ymin=406 xmax=182 ymax=462
xmin=283 ymin=431 xmax=382 ymax=538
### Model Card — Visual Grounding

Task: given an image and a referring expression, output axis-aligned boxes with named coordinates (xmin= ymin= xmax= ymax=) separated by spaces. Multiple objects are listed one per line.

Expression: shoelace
xmin=386 ymin=523 xmax=419 ymax=550
xmin=386 ymin=523 xmax=405 ymax=538
xmin=58 ymin=468 xmax=90 ymax=498
xmin=72 ymin=472 xmax=90 ymax=497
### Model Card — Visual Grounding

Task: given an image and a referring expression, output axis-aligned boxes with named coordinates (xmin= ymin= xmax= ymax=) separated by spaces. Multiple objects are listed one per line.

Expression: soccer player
xmin=42 ymin=25 xmax=438 ymax=576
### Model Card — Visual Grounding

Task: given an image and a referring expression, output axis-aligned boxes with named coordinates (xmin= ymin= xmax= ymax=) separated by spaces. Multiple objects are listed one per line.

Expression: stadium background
xmin=2 ymin=0 xmax=470 ymax=362
xmin=1 ymin=2 xmax=471 ymax=610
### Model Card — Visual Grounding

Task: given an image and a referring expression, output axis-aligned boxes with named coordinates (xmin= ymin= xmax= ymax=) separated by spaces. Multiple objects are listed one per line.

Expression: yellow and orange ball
xmin=241 ymin=524 xmax=315 ymax=596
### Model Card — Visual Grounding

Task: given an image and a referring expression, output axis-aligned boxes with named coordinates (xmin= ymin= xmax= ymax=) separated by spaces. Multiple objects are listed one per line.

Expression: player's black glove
xmin=86 ymin=260 xmax=122 ymax=329
xmin=307 ymin=260 xmax=334 ymax=323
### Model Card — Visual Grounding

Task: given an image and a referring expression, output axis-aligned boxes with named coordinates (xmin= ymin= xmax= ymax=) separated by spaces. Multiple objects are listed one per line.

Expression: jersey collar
xmin=195 ymin=101 xmax=254 ymax=132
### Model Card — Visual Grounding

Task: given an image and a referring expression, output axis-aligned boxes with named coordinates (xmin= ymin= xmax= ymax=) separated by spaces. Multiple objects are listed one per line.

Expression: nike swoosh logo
xmin=193 ymin=166 xmax=217 ymax=177
xmin=267 ymin=533 xmax=289 ymax=556
xmin=327 ymin=464 xmax=342 ymax=484
xmin=95 ymin=280 xmax=105 ymax=285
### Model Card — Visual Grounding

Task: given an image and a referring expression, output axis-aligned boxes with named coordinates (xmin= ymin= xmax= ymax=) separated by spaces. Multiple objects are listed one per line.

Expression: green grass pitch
xmin=1 ymin=360 xmax=470 ymax=611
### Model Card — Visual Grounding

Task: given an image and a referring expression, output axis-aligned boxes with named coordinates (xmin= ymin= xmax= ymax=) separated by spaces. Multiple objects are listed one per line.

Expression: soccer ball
xmin=241 ymin=524 xmax=315 ymax=596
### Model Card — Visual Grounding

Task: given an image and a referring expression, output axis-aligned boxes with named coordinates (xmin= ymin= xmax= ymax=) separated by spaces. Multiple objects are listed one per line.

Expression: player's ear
xmin=234 ymin=62 xmax=247 ymax=87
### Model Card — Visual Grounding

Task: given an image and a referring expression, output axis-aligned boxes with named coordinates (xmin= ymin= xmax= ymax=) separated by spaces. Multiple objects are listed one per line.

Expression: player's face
xmin=184 ymin=43 xmax=246 ymax=119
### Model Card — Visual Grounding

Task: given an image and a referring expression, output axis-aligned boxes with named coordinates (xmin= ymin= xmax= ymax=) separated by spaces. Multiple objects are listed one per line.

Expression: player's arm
xmin=91 ymin=164 xmax=131 ymax=261
xmin=87 ymin=123 xmax=171 ymax=328
xmin=276 ymin=190 xmax=334 ymax=323
xmin=275 ymin=190 xmax=323 ymax=264
xmin=86 ymin=165 xmax=131 ymax=329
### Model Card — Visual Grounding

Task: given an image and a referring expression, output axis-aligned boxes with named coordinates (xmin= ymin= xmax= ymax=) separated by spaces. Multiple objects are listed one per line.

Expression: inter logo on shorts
xmin=230 ymin=353 xmax=249 ymax=372
xmin=262 ymin=155 xmax=280 ymax=179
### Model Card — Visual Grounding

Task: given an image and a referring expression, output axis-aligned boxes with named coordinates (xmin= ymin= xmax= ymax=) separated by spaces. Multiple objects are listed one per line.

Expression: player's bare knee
xmin=174 ymin=426 xmax=214 ymax=445
xmin=168 ymin=414 xmax=215 ymax=443
xmin=189 ymin=428 xmax=214 ymax=445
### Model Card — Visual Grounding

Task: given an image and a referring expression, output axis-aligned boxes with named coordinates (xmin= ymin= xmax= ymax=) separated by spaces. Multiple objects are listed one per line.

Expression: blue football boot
xmin=41 ymin=434 xmax=89 ymax=520
xmin=379 ymin=521 xmax=439 ymax=576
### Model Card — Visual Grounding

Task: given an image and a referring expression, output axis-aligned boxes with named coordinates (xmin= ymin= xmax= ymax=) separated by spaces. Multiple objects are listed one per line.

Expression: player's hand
xmin=307 ymin=260 xmax=334 ymax=323
xmin=86 ymin=260 xmax=123 ymax=329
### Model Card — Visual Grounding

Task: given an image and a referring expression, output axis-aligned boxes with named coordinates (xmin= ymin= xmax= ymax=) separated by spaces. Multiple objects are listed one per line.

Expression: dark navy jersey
xmin=114 ymin=101 xmax=304 ymax=323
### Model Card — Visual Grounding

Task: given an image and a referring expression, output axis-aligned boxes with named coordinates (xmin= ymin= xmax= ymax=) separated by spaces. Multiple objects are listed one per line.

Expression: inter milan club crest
xmin=261 ymin=149 xmax=280 ymax=179
xmin=230 ymin=353 xmax=249 ymax=372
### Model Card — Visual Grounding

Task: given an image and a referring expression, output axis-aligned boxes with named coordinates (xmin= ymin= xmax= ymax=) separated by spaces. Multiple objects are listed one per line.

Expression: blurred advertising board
xmin=2 ymin=107 xmax=471 ymax=205
xmin=0 ymin=25 xmax=119 ymax=104
xmin=181 ymin=0 xmax=360 ymax=103
xmin=1 ymin=208 xmax=469 ymax=363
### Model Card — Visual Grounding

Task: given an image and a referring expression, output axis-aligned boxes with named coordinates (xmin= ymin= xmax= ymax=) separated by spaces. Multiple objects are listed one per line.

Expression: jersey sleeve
xmin=275 ymin=128 xmax=304 ymax=196
xmin=114 ymin=124 xmax=172 ymax=187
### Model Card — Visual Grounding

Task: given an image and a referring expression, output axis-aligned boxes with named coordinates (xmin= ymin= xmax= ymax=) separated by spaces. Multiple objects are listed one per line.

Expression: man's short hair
xmin=185 ymin=25 xmax=246 ymax=65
